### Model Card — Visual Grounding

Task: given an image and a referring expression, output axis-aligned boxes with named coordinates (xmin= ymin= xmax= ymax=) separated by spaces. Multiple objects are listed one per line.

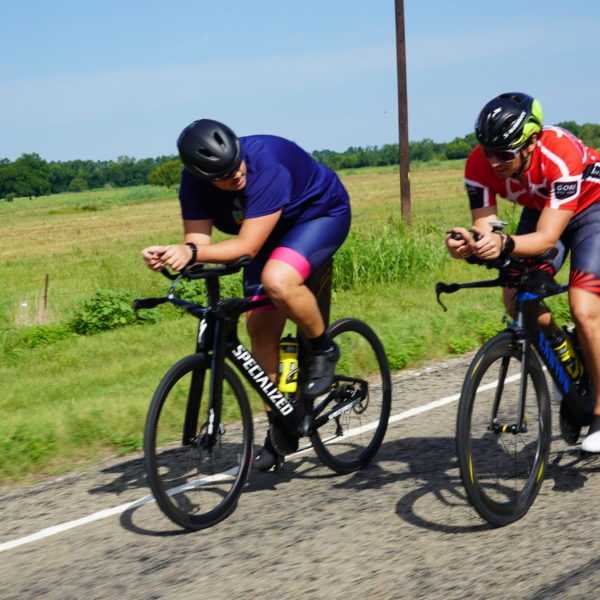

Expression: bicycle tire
xmin=144 ymin=353 xmax=253 ymax=530
xmin=456 ymin=330 xmax=551 ymax=527
xmin=310 ymin=318 xmax=392 ymax=474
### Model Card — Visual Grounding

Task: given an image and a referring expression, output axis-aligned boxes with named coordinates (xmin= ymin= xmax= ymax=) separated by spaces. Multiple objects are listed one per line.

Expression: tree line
xmin=0 ymin=154 xmax=178 ymax=201
xmin=313 ymin=122 xmax=600 ymax=171
xmin=3 ymin=121 xmax=600 ymax=199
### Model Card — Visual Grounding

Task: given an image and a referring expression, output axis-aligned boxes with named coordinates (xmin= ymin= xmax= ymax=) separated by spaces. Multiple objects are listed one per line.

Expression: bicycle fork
xmin=489 ymin=328 xmax=531 ymax=435
xmin=181 ymin=315 xmax=224 ymax=450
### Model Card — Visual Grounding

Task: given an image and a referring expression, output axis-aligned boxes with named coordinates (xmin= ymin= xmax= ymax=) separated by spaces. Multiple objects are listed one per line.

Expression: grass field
xmin=0 ymin=162 xmax=570 ymax=487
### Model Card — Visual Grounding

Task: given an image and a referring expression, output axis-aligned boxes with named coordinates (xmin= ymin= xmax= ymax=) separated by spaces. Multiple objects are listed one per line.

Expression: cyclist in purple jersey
xmin=142 ymin=119 xmax=351 ymax=470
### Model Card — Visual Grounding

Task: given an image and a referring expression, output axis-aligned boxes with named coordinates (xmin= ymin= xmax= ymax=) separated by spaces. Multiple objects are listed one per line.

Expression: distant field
xmin=0 ymin=162 xmax=570 ymax=487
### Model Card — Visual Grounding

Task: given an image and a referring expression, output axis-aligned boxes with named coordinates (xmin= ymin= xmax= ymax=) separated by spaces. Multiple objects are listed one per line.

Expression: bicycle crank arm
xmin=312 ymin=389 xmax=367 ymax=430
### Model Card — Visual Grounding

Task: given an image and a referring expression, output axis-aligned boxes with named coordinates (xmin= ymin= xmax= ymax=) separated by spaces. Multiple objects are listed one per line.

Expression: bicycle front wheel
xmin=310 ymin=318 xmax=392 ymax=474
xmin=144 ymin=353 xmax=253 ymax=530
xmin=456 ymin=330 xmax=551 ymax=527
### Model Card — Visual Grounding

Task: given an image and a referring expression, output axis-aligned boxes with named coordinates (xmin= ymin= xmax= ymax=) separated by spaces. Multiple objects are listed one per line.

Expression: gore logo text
xmin=554 ymin=181 xmax=578 ymax=200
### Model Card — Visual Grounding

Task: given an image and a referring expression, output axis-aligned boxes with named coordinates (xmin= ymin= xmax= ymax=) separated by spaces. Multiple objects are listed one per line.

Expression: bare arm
xmin=187 ymin=210 xmax=282 ymax=264
xmin=141 ymin=211 xmax=283 ymax=271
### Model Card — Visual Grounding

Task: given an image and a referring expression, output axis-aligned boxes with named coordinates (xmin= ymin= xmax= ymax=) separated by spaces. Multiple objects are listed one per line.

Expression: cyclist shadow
xmin=87 ymin=453 xmax=148 ymax=498
xmin=244 ymin=434 xmax=475 ymax=533
xmin=389 ymin=433 xmax=600 ymax=534
xmin=380 ymin=435 xmax=491 ymax=534
xmin=547 ymin=434 xmax=600 ymax=493
xmin=85 ymin=433 xmax=600 ymax=538
xmin=84 ymin=455 xmax=190 ymax=538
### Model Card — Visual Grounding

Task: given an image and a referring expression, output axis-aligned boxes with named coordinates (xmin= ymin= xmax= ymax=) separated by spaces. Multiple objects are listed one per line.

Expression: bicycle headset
xmin=475 ymin=92 xmax=543 ymax=150
xmin=177 ymin=119 xmax=242 ymax=180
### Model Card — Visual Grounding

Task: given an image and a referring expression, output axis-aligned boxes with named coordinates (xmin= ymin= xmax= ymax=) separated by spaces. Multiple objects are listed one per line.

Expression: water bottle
xmin=549 ymin=329 xmax=584 ymax=381
xmin=278 ymin=334 xmax=299 ymax=393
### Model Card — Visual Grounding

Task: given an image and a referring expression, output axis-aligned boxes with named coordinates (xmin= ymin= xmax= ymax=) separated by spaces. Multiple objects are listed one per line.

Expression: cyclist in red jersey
xmin=446 ymin=92 xmax=600 ymax=452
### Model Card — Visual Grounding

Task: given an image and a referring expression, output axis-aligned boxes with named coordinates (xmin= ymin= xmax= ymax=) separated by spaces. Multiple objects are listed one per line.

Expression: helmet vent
xmin=213 ymin=132 xmax=226 ymax=149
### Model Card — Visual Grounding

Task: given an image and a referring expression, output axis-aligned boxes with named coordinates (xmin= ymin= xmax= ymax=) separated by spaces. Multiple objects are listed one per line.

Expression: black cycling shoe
xmin=303 ymin=342 xmax=340 ymax=399
xmin=269 ymin=421 xmax=299 ymax=456
xmin=252 ymin=434 xmax=285 ymax=472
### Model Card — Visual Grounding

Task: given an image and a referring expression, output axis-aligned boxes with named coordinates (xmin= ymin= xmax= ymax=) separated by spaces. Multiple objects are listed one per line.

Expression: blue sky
xmin=2 ymin=0 xmax=600 ymax=162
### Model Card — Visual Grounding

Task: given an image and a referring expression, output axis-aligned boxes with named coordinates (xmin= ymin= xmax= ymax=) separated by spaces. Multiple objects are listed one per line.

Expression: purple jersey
xmin=178 ymin=135 xmax=349 ymax=234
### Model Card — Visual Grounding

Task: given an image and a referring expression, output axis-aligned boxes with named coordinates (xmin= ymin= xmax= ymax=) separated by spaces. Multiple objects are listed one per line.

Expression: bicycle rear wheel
xmin=310 ymin=318 xmax=392 ymax=474
xmin=456 ymin=330 xmax=551 ymax=527
xmin=144 ymin=353 xmax=253 ymax=530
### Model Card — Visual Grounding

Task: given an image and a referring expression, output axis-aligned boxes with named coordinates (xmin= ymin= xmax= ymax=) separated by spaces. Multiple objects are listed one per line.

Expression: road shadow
xmin=87 ymin=431 xmax=600 ymax=538
xmin=389 ymin=432 xmax=600 ymax=534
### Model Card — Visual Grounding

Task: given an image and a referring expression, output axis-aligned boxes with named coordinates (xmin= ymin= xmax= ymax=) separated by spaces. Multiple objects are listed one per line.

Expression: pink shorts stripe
xmin=248 ymin=294 xmax=277 ymax=313
xmin=269 ymin=247 xmax=311 ymax=281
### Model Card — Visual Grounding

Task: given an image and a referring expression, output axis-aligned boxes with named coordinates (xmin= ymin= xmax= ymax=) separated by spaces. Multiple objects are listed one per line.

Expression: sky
xmin=2 ymin=0 xmax=600 ymax=162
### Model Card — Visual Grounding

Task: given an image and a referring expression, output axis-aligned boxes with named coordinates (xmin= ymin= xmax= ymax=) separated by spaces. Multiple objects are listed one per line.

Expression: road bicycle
xmin=134 ymin=256 xmax=391 ymax=530
xmin=437 ymin=234 xmax=594 ymax=527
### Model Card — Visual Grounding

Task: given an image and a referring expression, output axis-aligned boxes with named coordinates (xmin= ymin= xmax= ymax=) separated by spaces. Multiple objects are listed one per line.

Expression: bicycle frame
xmin=195 ymin=295 xmax=368 ymax=442
xmin=136 ymin=257 xmax=367 ymax=448
xmin=513 ymin=286 xmax=590 ymax=427
xmin=437 ymin=252 xmax=590 ymax=433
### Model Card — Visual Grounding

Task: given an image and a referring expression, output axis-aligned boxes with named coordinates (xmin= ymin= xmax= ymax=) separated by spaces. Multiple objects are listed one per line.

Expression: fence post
xmin=38 ymin=274 xmax=49 ymax=324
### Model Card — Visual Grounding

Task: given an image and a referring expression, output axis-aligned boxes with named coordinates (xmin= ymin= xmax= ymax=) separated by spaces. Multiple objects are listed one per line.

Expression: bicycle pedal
xmin=272 ymin=455 xmax=285 ymax=472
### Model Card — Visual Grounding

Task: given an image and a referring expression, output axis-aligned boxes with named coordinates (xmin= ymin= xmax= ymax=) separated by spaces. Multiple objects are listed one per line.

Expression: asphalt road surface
xmin=1 ymin=355 xmax=599 ymax=600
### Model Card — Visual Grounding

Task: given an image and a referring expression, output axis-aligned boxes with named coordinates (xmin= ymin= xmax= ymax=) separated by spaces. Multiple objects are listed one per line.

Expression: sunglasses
xmin=482 ymin=137 xmax=532 ymax=163
xmin=211 ymin=160 xmax=242 ymax=182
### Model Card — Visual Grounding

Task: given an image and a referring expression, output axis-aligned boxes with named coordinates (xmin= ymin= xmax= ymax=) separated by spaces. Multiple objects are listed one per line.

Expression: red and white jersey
xmin=464 ymin=126 xmax=600 ymax=215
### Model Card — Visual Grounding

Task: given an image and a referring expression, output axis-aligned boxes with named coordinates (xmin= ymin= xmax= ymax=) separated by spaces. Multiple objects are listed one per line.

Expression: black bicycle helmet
xmin=177 ymin=119 xmax=242 ymax=179
xmin=475 ymin=92 xmax=543 ymax=150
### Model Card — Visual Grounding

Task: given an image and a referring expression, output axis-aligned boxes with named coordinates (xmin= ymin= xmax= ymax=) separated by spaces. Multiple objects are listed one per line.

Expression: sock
xmin=588 ymin=414 xmax=600 ymax=435
xmin=309 ymin=332 xmax=333 ymax=353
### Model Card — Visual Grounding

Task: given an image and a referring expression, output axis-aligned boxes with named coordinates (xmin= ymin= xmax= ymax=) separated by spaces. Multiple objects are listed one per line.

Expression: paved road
xmin=1 ymin=355 xmax=600 ymax=600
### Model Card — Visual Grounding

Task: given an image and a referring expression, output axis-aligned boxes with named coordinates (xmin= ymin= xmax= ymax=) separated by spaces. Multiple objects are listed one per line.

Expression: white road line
xmin=0 ymin=495 xmax=154 ymax=553
xmin=1 ymin=377 xmax=519 ymax=553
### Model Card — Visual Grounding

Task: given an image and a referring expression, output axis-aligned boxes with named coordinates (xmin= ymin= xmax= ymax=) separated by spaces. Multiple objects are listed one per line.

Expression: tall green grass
xmin=334 ymin=218 xmax=449 ymax=290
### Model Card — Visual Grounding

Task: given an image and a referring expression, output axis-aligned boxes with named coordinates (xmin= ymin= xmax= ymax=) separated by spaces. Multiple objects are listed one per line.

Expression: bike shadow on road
xmin=546 ymin=434 xmax=600 ymax=493
xmin=86 ymin=432 xmax=600 ymax=538
xmin=85 ymin=455 xmax=190 ymax=537
xmin=87 ymin=436 xmax=416 ymax=537
xmin=389 ymin=432 xmax=600 ymax=534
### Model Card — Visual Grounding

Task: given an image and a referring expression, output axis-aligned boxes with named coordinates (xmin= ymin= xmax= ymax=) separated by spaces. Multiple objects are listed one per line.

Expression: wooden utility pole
xmin=395 ymin=0 xmax=411 ymax=223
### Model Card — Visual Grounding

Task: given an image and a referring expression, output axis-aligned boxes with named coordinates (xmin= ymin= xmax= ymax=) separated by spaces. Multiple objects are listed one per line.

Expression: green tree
xmin=68 ymin=177 xmax=88 ymax=192
xmin=0 ymin=155 xmax=51 ymax=198
xmin=445 ymin=137 xmax=473 ymax=160
xmin=149 ymin=160 xmax=182 ymax=188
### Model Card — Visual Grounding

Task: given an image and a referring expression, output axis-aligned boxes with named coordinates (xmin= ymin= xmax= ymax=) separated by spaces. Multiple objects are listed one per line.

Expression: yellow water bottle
xmin=549 ymin=329 xmax=584 ymax=381
xmin=278 ymin=334 xmax=299 ymax=393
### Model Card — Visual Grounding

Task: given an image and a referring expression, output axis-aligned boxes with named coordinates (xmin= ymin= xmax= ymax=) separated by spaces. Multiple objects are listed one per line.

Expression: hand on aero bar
xmin=141 ymin=244 xmax=194 ymax=272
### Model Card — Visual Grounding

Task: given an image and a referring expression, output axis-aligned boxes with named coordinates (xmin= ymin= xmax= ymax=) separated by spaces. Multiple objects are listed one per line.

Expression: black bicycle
xmin=437 ymin=240 xmax=594 ymax=527
xmin=134 ymin=256 xmax=391 ymax=530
